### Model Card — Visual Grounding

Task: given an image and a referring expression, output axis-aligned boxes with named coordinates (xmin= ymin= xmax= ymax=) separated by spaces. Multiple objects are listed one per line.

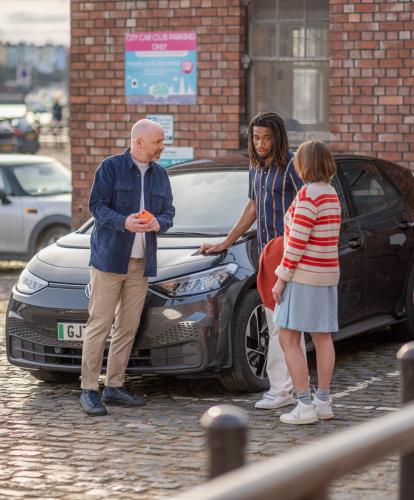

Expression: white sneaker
xmin=254 ymin=392 xmax=295 ymax=409
xmin=313 ymin=396 xmax=334 ymax=420
xmin=280 ymin=400 xmax=318 ymax=425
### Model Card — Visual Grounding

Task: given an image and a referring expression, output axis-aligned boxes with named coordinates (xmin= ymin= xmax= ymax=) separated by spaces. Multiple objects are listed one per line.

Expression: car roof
xmin=167 ymin=153 xmax=400 ymax=173
xmin=0 ymin=155 xmax=57 ymax=167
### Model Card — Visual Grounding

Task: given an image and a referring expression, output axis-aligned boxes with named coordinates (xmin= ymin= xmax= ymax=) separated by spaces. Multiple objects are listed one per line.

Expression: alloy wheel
xmin=244 ymin=304 xmax=269 ymax=380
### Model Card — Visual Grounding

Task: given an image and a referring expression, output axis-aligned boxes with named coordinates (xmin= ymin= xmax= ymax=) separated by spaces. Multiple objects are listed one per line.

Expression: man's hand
xmin=199 ymin=242 xmax=228 ymax=254
xmin=125 ymin=214 xmax=150 ymax=233
xmin=272 ymin=279 xmax=286 ymax=305
xmin=145 ymin=217 xmax=160 ymax=232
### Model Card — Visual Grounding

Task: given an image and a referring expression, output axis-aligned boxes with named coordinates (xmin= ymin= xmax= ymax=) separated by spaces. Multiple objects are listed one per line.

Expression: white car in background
xmin=0 ymin=155 xmax=71 ymax=260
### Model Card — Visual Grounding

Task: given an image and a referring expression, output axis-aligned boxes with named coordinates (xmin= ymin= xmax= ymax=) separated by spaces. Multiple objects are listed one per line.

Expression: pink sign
xmin=125 ymin=32 xmax=197 ymax=52
xmin=125 ymin=31 xmax=197 ymax=105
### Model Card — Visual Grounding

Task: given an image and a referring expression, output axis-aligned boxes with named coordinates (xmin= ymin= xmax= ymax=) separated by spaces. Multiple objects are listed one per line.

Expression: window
xmin=167 ymin=170 xmax=248 ymax=234
xmin=340 ymin=162 xmax=401 ymax=216
xmin=0 ymin=169 xmax=12 ymax=195
xmin=331 ymin=174 xmax=348 ymax=220
xmin=248 ymin=0 xmax=329 ymax=141
xmin=83 ymin=170 xmax=249 ymax=236
xmin=12 ymin=162 xmax=71 ymax=196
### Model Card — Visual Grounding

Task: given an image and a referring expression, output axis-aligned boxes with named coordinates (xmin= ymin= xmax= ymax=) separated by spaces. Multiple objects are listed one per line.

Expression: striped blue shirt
xmin=248 ymin=153 xmax=303 ymax=248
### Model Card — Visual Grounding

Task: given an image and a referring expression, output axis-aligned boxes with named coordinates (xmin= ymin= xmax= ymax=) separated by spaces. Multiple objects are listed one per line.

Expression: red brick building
xmin=70 ymin=0 xmax=414 ymax=227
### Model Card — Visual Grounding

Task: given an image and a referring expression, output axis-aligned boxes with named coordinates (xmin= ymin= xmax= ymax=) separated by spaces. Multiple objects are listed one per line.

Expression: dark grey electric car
xmin=5 ymin=154 xmax=414 ymax=392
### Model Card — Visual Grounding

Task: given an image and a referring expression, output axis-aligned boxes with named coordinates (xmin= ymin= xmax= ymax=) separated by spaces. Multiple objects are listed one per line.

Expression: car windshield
xmin=167 ymin=169 xmax=248 ymax=235
xmin=80 ymin=169 xmax=249 ymax=236
xmin=12 ymin=161 xmax=72 ymax=196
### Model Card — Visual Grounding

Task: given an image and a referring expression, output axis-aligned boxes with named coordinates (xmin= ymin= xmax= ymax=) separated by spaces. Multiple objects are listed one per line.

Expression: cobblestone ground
xmin=0 ymin=264 xmax=403 ymax=499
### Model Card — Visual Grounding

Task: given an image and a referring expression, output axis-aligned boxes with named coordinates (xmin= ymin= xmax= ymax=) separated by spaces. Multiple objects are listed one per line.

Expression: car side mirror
xmin=0 ymin=189 xmax=11 ymax=205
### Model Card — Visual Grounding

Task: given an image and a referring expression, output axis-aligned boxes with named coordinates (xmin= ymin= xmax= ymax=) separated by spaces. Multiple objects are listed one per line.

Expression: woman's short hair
xmin=294 ymin=140 xmax=336 ymax=183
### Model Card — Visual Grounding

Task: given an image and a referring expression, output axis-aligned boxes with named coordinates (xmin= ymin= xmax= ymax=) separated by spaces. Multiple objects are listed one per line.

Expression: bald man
xmin=80 ymin=119 xmax=175 ymax=416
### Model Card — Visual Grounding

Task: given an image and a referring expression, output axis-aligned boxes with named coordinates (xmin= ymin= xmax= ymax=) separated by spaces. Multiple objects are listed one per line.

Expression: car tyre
xmin=35 ymin=224 xmax=70 ymax=253
xmin=29 ymin=370 xmax=80 ymax=383
xmin=220 ymin=289 xmax=270 ymax=393
xmin=392 ymin=267 xmax=414 ymax=341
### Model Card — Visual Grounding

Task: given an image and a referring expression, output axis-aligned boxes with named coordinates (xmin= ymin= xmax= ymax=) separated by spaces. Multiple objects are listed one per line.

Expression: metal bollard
xmin=397 ymin=341 xmax=414 ymax=500
xmin=200 ymin=404 xmax=248 ymax=480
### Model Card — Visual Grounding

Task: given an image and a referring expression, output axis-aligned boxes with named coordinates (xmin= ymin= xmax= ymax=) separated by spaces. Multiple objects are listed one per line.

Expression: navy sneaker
xmin=80 ymin=389 xmax=108 ymax=416
xmin=102 ymin=386 xmax=146 ymax=407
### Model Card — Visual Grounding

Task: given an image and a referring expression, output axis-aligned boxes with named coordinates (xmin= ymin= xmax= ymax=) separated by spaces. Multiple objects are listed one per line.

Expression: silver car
xmin=0 ymin=155 xmax=71 ymax=260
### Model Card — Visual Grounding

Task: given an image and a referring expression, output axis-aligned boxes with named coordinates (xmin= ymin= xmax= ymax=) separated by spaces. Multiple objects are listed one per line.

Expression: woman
xmin=272 ymin=140 xmax=341 ymax=425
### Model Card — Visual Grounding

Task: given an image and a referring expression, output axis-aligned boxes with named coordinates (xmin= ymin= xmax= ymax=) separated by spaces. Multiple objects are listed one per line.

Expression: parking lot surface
xmin=0 ymin=263 xmax=402 ymax=499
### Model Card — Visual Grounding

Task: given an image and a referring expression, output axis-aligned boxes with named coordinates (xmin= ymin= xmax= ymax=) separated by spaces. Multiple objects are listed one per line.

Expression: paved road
xmin=0 ymin=264 xmax=402 ymax=499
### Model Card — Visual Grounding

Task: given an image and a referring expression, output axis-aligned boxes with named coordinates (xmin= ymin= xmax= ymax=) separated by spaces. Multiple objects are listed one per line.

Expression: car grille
xmin=8 ymin=318 xmax=83 ymax=366
xmin=8 ymin=319 xmax=83 ymax=348
xmin=137 ymin=321 xmax=199 ymax=348
xmin=7 ymin=318 xmax=203 ymax=370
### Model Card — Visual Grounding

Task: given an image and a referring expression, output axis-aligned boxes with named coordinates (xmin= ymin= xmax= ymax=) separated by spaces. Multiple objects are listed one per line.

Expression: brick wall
xmin=71 ymin=1 xmax=414 ymax=228
xmin=70 ymin=0 xmax=245 ymax=228
xmin=329 ymin=0 xmax=414 ymax=169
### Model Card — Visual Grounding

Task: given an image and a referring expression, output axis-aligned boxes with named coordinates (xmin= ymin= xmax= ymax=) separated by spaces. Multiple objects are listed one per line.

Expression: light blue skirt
xmin=273 ymin=281 xmax=338 ymax=333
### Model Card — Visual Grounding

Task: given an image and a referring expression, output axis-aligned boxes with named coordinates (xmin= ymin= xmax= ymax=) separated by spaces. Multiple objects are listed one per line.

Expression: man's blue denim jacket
xmin=89 ymin=148 xmax=175 ymax=277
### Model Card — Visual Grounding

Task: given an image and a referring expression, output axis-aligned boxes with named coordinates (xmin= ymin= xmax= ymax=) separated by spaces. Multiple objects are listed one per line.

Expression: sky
xmin=0 ymin=0 xmax=70 ymax=46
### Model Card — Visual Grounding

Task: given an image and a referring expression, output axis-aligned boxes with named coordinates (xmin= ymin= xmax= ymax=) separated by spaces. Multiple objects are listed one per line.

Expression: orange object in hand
xmin=135 ymin=209 xmax=155 ymax=223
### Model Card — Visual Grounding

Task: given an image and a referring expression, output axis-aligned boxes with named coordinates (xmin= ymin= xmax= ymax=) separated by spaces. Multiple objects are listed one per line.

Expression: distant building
xmin=69 ymin=0 xmax=414 ymax=228
xmin=2 ymin=42 xmax=68 ymax=74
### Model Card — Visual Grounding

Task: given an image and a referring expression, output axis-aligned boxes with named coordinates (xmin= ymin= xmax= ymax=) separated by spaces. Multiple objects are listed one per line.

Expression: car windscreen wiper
xmin=32 ymin=190 xmax=72 ymax=196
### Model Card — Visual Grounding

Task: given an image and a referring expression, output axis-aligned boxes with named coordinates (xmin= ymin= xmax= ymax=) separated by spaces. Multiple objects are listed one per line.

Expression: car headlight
xmin=153 ymin=263 xmax=239 ymax=297
xmin=16 ymin=268 xmax=48 ymax=295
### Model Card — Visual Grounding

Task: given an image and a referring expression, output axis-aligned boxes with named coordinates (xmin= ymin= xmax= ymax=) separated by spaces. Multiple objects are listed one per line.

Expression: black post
xmin=397 ymin=341 xmax=414 ymax=500
xmin=200 ymin=404 xmax=248 ymax=480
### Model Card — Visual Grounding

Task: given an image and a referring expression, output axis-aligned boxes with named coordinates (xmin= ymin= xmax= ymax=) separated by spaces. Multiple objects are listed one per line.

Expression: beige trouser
xmin=81 ymin=258 xmax=148 ymax=391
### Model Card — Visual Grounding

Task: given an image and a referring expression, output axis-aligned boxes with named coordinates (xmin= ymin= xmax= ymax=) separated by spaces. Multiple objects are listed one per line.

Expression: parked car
xmin=5 ymin=155 xmax=414 ymax=392
xmin=0 ymin=155 xmax=71 ymax=260
xmin=10 ymin=117 xmax=40 ymax=154
xmin=0 ymin=118 xmax=17 ymax=153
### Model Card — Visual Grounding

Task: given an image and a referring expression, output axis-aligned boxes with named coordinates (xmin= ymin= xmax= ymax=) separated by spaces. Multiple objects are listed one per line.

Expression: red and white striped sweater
xmin=275 ymin=182 xmax=341 ymax=286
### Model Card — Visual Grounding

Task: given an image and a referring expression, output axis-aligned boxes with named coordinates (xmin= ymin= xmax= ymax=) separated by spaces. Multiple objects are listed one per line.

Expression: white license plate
xmin=57 ymin=322 xmax=86 ymax=341
xmin=57 ymin=323 xmax=114 ymax=341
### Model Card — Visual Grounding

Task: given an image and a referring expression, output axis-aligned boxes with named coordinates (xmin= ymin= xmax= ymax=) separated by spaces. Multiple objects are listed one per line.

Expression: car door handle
xmin=348 ymin=238 xmax=363 ymax=249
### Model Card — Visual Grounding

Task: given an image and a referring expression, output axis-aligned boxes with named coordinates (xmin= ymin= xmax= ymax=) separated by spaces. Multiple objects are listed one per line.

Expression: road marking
xmin=332 ymin=371 xmax=400 ymax=400
xmin=332 ymin=376 xmax=382 ymax=399
xmin=162 ymin=372 xmax=403 ymax=407
xmin=333 ymin=404 xmax=399 ymax=411
xmin=226 ymin=371 xmax=402 ymax=409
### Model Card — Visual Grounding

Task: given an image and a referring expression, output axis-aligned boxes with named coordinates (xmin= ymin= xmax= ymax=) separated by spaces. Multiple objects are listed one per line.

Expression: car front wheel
xmin=35 ymin=224 xmax=70 ymax=253
xmin=220 ymin=289 xmax=270 ymax=393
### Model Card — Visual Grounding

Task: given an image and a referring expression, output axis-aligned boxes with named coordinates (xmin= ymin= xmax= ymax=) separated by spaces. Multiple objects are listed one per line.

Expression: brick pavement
xmin=0 ymin=266 xmax=403 ymax=499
